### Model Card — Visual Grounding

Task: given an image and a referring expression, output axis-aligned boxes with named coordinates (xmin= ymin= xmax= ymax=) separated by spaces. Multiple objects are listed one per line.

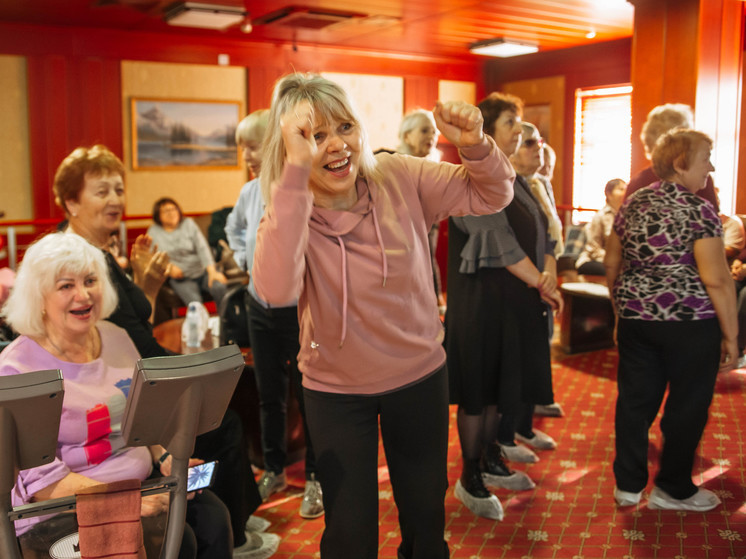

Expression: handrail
xmin=0 ymin=212 xmax=213 ymax=271
xmin=0 ymin=212 xmax=209 ymax=228
xmin=0 ymin=206 xmax=599 ymax=271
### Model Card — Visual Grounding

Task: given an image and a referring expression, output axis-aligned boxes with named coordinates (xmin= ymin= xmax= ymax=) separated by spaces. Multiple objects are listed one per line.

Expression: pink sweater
xmin=254 ymin=136 xmax=514 ymax=394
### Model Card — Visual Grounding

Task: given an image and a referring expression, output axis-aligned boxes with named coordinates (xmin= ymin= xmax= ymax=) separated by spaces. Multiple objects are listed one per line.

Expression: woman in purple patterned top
xmin=604 ymin=129 xmax=737 ymax=512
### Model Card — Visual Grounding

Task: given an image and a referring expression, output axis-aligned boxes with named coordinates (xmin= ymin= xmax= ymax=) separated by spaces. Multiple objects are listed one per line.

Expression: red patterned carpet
xmin=255 ymin=345 xmax=746 ymax=559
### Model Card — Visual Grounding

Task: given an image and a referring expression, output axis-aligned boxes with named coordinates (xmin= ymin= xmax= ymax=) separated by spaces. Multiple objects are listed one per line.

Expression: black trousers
xmin=614 ymin=318 xmax=720 ymax=499
xmin=193 ymin=408 xmax=261 ymax=547
xmin=303 ymin=365 xmax=450 ymax=559
xmin=247 ymin=294 xmax=316 ymax=476
xmin=735 ymin=278 xmax=746 ymax=352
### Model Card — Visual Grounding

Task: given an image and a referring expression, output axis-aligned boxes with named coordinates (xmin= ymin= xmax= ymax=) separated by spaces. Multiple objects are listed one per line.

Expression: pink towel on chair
xmin=76 ymin=478 xmax=146 ymax=558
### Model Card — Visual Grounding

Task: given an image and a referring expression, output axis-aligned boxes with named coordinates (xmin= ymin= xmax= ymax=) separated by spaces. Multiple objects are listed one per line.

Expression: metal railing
xmin=0 ymin=212 xmax=210 ymax=270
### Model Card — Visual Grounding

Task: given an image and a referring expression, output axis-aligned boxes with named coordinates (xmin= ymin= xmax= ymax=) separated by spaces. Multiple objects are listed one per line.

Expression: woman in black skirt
xmin=444 ymin=92 xmax=562 ymax=519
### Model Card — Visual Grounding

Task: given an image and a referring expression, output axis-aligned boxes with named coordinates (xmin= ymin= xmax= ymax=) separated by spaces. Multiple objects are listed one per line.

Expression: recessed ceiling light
xmin=164 ymin=2 xmax=246 ymax=30
xmin=469 ymin=38 xmax=539 ymax=58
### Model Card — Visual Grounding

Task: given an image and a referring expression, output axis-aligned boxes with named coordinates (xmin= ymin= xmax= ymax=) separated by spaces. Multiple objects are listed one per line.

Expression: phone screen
xmin=187 ymin=461 xmax=218 ymax=492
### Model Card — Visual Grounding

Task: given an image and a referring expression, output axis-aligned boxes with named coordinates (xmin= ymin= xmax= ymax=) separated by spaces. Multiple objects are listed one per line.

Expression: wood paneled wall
xmin=482 ymin=39 xmax=632 ymax=210
xmin=0 ymin=22 xmax=481 ymax=220
xmin=629 ymin=0 xmax=744 ymax=214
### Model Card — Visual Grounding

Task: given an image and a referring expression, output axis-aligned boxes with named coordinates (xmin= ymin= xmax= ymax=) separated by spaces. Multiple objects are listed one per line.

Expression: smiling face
xmin=66 ymin=172 xmax=125 ymax=245
xmin=308 ymin=116 xmax=363 ymax=210
xmin=491 ymin=109 xmax=523 ymax=156
xmin=676 ymin=141 xmax=715 ymax=193
xmin=404 ymin=118 xmax=438 ymax=158
xmin=43 ymin=269 xmax=103 ymax=341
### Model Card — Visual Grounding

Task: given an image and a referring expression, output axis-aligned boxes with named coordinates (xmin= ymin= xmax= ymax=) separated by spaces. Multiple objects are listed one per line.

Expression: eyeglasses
xmin=522 ymin=137 xmax=544 ymax=149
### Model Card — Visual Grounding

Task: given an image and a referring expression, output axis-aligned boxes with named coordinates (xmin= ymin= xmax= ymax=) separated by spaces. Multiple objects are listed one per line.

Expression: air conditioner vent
xmin=253 ymin=6 xmax=367 ymax=30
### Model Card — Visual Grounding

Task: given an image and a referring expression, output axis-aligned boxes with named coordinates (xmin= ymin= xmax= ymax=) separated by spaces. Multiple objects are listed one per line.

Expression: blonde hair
xmin=2 ymin=232 xmax=118 ymax=338
xmin=641 ymin=104 xmax=694 ymax=159
xmin=652 ymin=128 xmax=712 ymax=182
xmin=53 ymin=145 xmax=125 ymax=215
xmin=235 ymin=109 xmax=269 ymax=145
xmin=397 ymin=109 xmax=439 ymax=155
xmin=260 ymin=73 xmax=380 ymax=206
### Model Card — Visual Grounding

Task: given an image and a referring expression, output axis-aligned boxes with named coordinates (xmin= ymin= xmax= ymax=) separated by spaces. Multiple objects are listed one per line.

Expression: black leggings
xmin=303 ymin=366 xmax=450 ymax=559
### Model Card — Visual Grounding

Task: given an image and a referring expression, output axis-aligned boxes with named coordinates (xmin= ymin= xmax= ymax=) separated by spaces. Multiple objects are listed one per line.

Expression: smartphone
xmin=187 ymin=460 xmax=219 ymax=492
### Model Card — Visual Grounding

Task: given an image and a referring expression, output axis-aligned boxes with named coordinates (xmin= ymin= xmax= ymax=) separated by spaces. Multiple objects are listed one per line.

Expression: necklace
xmin=44 ymin=329 xmax=100 ymax=363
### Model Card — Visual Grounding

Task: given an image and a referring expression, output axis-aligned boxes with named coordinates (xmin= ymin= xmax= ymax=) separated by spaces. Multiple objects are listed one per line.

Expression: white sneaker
xmin=647 ymin=486 xmax=721 ymax=512
xmin=299 ymin=476 xmax=324 ymax=519
xmin=500 ymin=443 xmax=539 ymax=463
xmin=233 ymin=531 xmax=280 ymax=559
xmin=257 ymin=470 xmax=287 ymax=502
xmin=454 ymin=479 xmax=504 ymax=520
xmin=614 ymin=487 xmax=642 ymax=506
xmin=515 ymin=429 xmax=557 ymax=450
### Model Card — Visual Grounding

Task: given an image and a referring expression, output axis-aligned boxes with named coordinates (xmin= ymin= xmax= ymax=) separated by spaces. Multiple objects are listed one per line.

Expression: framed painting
xmin=131 ymin=98 xmax=241 ymax=170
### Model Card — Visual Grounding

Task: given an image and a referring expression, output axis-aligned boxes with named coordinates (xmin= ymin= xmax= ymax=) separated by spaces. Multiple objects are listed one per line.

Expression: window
xmin=572 ymin=85 xmax=632 ymax=222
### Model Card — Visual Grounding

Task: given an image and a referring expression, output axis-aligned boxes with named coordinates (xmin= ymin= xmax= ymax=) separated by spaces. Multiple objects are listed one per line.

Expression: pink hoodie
xmin=254 ymin=136 xmax=514 ymax=394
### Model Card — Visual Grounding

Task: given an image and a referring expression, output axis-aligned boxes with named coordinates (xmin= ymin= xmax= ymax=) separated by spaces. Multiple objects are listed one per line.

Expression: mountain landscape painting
xmin=132 ymin=98 xmax=240 ymax=169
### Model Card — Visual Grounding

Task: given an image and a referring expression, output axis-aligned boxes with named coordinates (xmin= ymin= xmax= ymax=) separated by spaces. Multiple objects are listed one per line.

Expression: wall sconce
xmin=164 ymin=2 xmax=247 ymax=30
xmin=469 ymin=38 xmax=539 ymax=58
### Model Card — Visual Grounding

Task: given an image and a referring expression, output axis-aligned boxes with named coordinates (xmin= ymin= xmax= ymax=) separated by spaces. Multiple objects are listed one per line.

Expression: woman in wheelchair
xmin=0 ymin=233 xmax=233 ymax=558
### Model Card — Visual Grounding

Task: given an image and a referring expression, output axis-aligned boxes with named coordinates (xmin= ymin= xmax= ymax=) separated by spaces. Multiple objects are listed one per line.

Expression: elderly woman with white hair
xmin=397 ymin=108 xmax=441 ymax=160
xmin=0 ymin=232 xmax=234 ymax=558
xmin=397 ymin=108 xmax=446 ymax=308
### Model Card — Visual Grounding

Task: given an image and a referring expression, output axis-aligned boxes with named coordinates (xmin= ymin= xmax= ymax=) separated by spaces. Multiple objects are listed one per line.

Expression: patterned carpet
xmin=254 ymin=345 xmax=746 ymax=559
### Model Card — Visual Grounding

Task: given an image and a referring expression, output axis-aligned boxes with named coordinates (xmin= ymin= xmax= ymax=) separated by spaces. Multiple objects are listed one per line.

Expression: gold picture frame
xmin=131 ymin=97 xmax=240 ymax=170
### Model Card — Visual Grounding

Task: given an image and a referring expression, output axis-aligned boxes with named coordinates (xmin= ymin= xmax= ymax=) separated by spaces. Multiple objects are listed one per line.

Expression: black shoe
xmin=460 ymin=459 xmax=491 ymax=498
xmin=483 ymin=443 xmax=513 ymax=476
xmin=482 ymin=443 xmax=536 ymax=491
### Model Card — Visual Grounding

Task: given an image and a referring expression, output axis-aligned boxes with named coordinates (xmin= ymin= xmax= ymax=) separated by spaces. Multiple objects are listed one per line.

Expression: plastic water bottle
xmin=186 ymin=302 xmax=201 ymax=348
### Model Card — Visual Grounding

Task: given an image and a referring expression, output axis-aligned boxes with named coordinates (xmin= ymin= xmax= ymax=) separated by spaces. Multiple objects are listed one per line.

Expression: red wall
xmin=483 ymin=38 xmax=632 ymax=208
xmin=0 ymin=22 xmax=483 ymax=220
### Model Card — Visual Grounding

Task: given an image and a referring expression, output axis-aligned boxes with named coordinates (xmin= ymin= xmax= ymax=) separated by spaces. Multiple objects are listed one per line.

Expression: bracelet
xmin=157 ymin=451 xmax=170 ymax=466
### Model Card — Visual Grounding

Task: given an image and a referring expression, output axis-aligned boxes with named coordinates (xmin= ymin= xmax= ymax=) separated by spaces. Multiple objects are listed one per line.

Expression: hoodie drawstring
xmin=337 ymin=235 xmax=348 ymax=348
xmin=371 ymin=207 xmax=388 ymax=287
xmin=335 ymin=207 xmax=388 ymax=348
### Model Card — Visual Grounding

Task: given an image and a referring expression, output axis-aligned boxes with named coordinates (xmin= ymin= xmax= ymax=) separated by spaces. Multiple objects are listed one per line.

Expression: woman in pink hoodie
xmin=253 ymin=73 xmax=515 ymax=559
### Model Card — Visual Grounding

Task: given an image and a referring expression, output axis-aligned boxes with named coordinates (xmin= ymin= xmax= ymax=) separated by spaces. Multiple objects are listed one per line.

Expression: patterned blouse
xmin=612 ymin=180 xmax=722 ymax=321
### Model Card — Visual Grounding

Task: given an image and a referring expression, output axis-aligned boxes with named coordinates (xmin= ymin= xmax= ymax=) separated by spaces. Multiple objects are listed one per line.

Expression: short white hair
xmin=397 ymin=109 xmax=439 ymax=155
xmin=2 ymin=232 xmax=118 ymax=338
